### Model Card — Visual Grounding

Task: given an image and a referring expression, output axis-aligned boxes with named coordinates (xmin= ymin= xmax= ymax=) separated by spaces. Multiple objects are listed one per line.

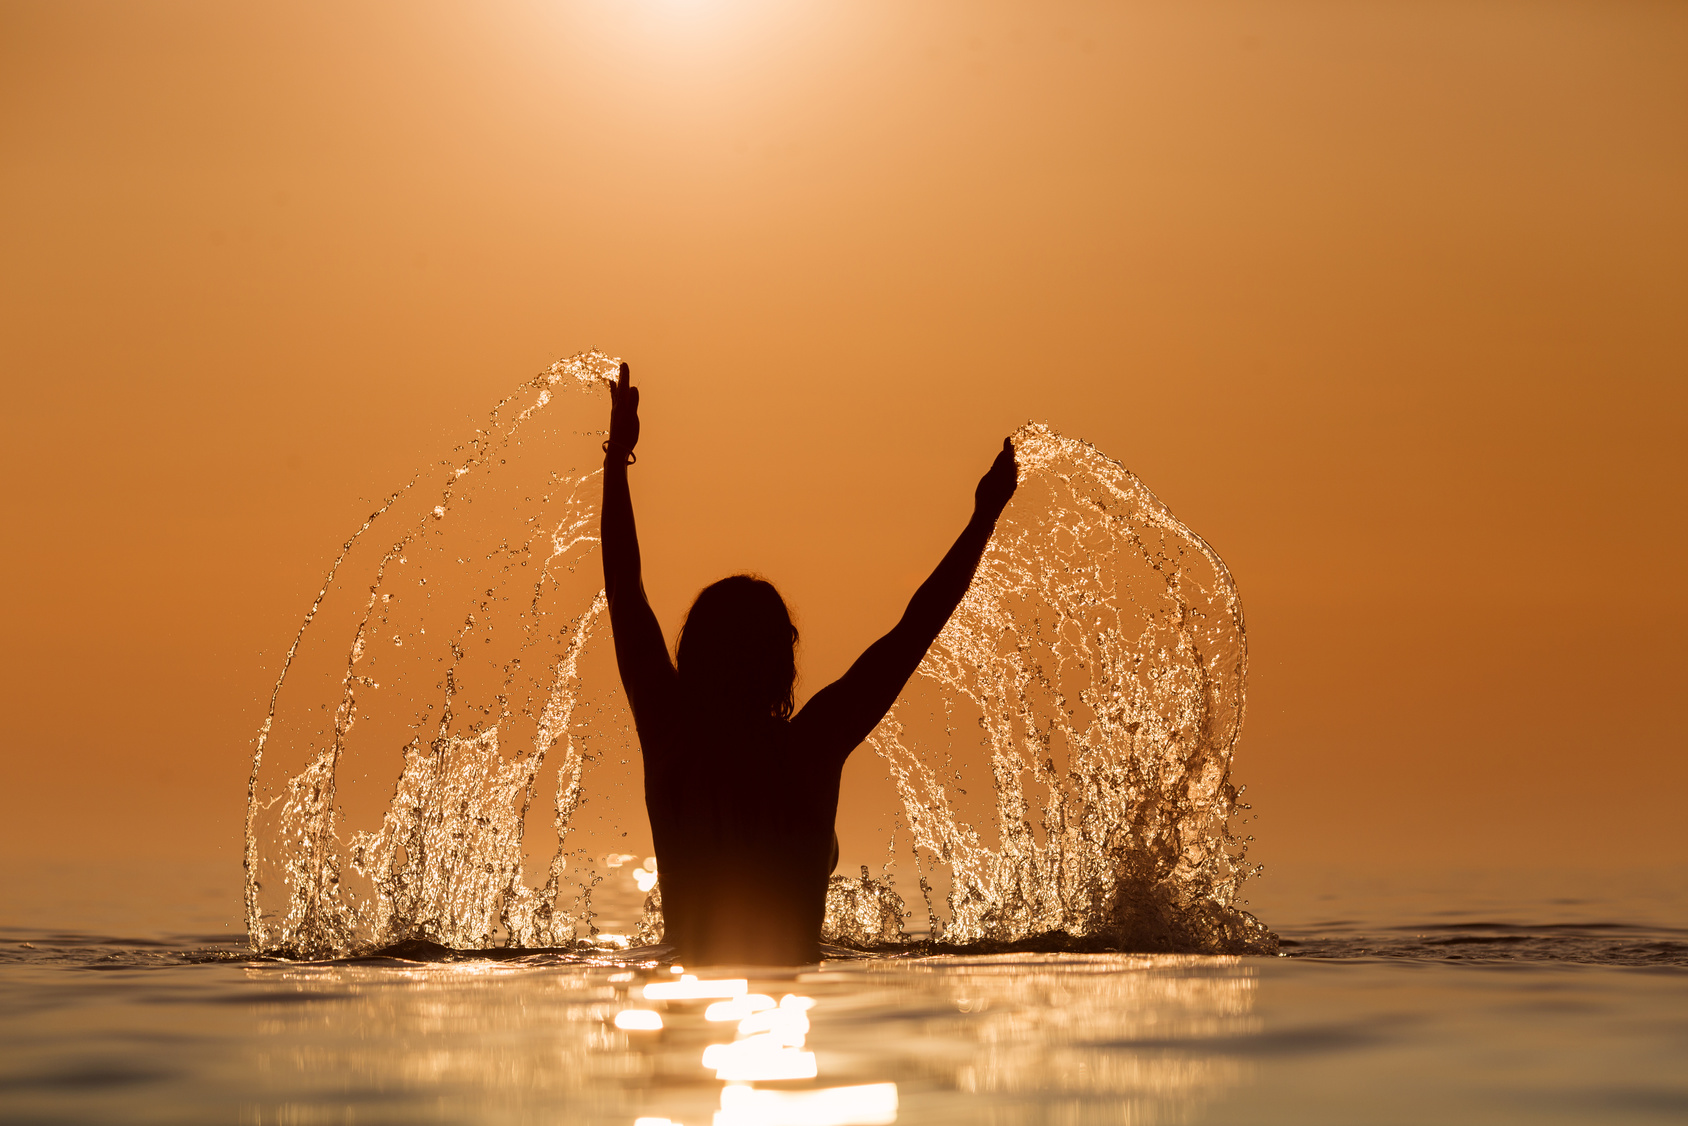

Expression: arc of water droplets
xmin=245 ymin=352 xmax=621 ymax=955
xmin=866 ymin=422 xmax=1271 ymax=953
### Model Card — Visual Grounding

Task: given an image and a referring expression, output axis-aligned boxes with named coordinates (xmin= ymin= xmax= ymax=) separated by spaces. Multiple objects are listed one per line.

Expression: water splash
xmin=246 ymin=354 xmax=1271 ymax=957
xmin=864 ymin=423 xmax=1271 ymax=954
xmin=245 ymin=351 xmax=623 ymax=957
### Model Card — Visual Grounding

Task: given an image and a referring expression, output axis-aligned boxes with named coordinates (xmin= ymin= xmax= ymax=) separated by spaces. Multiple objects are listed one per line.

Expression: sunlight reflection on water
xmin=4 ymin=933 xmax=1687 ymax=1125
xmin=223 ymin=953 xmax=1258 ymax=1126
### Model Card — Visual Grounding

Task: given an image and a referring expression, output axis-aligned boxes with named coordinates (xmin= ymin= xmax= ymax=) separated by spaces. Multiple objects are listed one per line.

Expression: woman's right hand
xmin=607 ymin=361 xmax=640 ymax=456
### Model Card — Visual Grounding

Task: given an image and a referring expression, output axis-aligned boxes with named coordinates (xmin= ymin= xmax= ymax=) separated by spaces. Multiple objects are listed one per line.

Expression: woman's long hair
xmin=676 ymin=574 xmax=798 ymax=719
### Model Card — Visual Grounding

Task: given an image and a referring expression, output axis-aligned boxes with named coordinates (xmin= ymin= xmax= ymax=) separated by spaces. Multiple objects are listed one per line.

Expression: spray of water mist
xmin=245 ymin=352 xmax=1273 ymax=958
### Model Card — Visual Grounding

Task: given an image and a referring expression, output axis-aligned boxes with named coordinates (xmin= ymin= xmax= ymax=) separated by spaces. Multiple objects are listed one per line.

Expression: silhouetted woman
xmin=601 ymin=363 xmax=1017 ymax=965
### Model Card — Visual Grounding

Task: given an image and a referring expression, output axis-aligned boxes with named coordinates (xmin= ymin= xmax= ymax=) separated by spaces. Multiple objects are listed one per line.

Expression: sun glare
xmin=614 ymin=1008 xmax=665 ymax=1031
xmin=717 ymin=1082 xmax=900 ymax=1126
xmin=644 ymin=974 xmax=749 ymax=1000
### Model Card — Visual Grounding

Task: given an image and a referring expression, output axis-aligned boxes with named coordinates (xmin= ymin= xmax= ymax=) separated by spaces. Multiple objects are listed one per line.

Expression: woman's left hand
xmin=974 ymin=437 xmax=1018 ymax=519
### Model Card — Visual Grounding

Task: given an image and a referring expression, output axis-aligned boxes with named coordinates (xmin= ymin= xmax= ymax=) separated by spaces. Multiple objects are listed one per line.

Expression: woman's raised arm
xmin=793 ymin=438 xmax=1018 ymax=759
xmin=601 ymin=363 xmax=678 ymax=719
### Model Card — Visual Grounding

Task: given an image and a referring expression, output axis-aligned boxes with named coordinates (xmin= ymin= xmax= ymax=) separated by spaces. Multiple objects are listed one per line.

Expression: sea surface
xmin=4 ymin=862 xmax=1684 ymax=1126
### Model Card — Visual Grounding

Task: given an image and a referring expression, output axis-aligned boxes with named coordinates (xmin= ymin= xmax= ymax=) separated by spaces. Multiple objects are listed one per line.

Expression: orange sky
xmin=3 ymin=0 xmax=1684 ymax=901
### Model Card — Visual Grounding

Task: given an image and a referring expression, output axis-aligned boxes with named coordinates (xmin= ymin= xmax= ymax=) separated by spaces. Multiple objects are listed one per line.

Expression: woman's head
xmin=676 ymin=575 xmax=798 ymax=719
